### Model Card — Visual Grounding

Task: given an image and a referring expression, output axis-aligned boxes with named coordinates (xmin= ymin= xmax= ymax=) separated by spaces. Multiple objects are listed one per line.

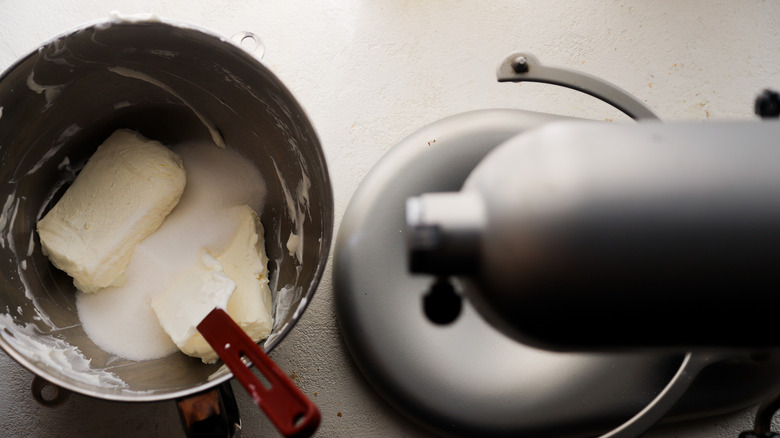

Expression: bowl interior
xmin=0 ymin=20 xmax=332 ymax=401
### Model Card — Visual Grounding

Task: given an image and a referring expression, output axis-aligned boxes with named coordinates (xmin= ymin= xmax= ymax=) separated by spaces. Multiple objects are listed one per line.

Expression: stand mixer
xmin=335 ymin=52 xmax=780 ymax=438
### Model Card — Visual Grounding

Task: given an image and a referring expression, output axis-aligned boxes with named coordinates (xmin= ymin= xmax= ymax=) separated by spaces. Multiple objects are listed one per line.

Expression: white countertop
xmin=1 ymin=1 xmax=778 ymax=437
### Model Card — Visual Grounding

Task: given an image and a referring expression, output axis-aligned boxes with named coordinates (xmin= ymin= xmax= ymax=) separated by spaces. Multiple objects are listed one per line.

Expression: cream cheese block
xmin=220 ymin=205 xmax=274 ymax=346
xmin=37 ymin=129 xmax=186 ymax=293
xmin=151 ymin=249 xmax=236 ymax=361
xmin=152 ymin=205 xmax=274 ymax=363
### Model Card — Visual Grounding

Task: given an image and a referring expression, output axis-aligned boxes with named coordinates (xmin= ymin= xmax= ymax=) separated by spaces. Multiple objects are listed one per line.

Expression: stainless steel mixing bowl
xmin=0 ymin=18 xmax=332 ymax=402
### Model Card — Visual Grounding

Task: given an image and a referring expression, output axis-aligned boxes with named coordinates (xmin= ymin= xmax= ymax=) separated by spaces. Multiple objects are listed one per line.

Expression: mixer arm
xmin=496 ymin=52 xmax=660 ymax=121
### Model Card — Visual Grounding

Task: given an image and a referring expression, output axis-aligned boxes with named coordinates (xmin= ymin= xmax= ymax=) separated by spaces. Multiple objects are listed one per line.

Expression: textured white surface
xmin=1 ymin=1 xmax=779 ymax=437
xmin=37 ymin=129 xmax=186 ymax=294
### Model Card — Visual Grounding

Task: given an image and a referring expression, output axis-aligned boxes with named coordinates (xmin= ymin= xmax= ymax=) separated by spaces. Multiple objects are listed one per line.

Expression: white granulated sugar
xmin=77 ymin=141 xmax=266 ymax=361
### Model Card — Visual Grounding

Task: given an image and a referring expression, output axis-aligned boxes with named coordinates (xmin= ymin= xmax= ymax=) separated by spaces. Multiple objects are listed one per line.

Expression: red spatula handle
xmin=198 ymin=308 xmax=321 ymax=437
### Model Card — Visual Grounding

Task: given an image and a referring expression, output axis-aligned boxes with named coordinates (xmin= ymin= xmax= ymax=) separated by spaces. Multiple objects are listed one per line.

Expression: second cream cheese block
xmin=219 ymin=205 xmax=274 ymax=348
xmin=37 ymin=129 xmax=187 ymax=294
xmin=151 ymin=249 xmax=236 ymax=358
xmin=152 ymin=205 xmax=274 ymax=363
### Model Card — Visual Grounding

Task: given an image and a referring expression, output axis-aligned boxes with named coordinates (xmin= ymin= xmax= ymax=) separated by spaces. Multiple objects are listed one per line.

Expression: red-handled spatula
xmin=197 ymin=308 xmax=321 ymax=438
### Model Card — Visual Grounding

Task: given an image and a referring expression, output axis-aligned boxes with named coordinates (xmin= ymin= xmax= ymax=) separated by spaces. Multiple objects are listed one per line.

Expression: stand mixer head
xmin=406 ymin=119 xmax=780 ymax=351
